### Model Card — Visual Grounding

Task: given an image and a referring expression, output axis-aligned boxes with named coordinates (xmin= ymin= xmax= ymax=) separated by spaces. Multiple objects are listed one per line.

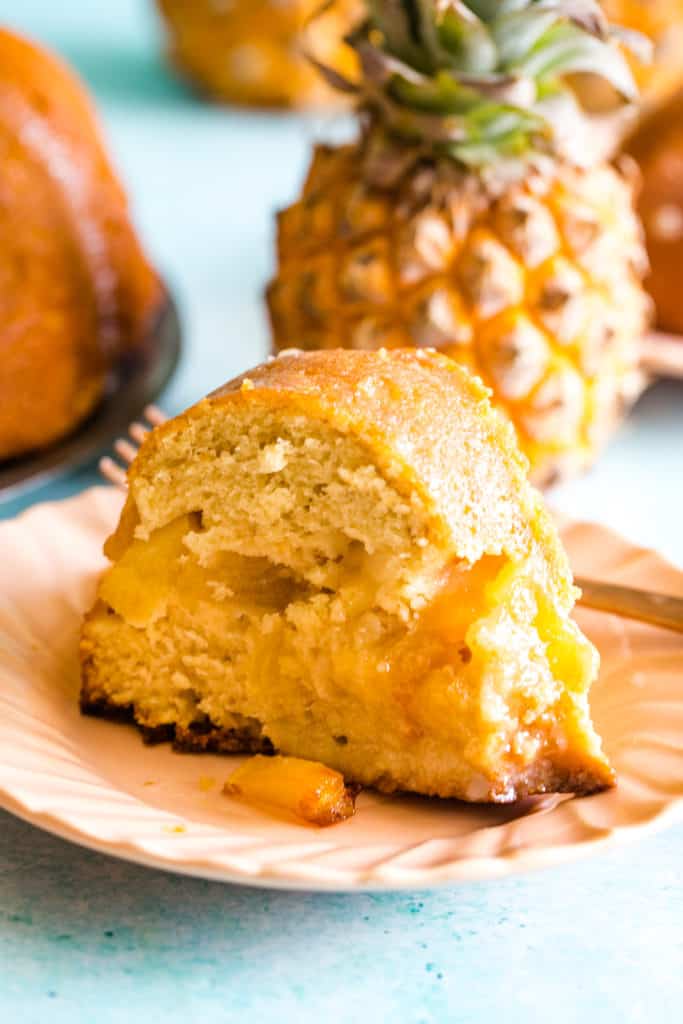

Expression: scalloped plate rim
xmin=2 ymin=784 xmax=682 ymax=893
xmin=0 ymin=487 xmax=681 ymax=892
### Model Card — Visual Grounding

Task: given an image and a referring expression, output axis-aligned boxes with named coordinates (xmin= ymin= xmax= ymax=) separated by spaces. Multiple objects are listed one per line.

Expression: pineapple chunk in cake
xmin=81 ymin=349 xmax=614 ymax=803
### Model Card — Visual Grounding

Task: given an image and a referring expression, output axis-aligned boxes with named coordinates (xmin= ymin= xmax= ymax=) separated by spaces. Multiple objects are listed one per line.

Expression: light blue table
xmin=0 ymin=3 xmax=682 ymax=1021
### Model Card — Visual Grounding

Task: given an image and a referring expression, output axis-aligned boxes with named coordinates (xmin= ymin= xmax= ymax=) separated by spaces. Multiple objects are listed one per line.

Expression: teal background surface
xmin=0 ymin=3 xmax=681 ymax=1020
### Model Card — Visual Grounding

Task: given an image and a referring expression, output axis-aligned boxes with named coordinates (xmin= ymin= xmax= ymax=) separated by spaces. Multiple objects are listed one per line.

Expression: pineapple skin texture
xmin=268 ymin=144 xmax=650 ymax=485
xmin=155 ymin=0 xmax=360 ymax=108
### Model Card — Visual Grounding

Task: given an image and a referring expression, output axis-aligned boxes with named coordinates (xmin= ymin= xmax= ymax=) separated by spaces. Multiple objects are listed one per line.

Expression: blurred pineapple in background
xmin=604 ymin=1 xmax=683 ymax=109
xmin=627 ymin=89 xmax=683 ymax=335
xmin=267 ymin=0 xmax=650 ymax=487
xmin=602 ymin=1 xmax=683 ymax=339
xmin=155 ymin=0 xmax=360 ymax=108
xmin=610 ymin=0 xmax=683 ymax=338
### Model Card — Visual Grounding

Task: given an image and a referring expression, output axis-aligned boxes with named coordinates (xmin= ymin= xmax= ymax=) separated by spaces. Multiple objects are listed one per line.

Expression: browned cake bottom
xmin=79 ymin=697 xmax=606 ymax=801
xmin=80 ymin=697 xmax=274 ymax=755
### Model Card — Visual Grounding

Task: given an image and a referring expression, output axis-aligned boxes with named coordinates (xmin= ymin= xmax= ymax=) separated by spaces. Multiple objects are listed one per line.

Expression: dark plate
xmin=0 ymin=289 xmax=182 ymax=502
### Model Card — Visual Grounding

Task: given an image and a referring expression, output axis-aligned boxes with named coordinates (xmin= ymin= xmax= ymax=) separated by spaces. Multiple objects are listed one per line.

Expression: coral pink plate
xmin=0 ymin=488 xmax=682 ymax=891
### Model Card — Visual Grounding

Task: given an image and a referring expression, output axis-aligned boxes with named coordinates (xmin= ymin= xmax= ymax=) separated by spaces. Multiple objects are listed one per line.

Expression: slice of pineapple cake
xmin=81 ymin=349 xmax=614 ymax=802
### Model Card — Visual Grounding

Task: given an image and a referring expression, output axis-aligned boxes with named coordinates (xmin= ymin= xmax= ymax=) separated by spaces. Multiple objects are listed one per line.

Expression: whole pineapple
xmin=155 ymin=0 xmax=360 ymax=108
xmin=267 ymin=0 xmax=651 ymax=485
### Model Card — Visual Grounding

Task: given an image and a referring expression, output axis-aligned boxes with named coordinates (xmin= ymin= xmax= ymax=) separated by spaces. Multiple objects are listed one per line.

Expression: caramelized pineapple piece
xmin=224 ymin=755 xmax=357 ymax=826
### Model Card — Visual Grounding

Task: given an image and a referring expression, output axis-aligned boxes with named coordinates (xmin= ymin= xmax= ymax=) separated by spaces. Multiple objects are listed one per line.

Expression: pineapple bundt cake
xmin=0 ymin=28 xmax=162 ymax=460
xmin=81 ymin=349 xmax=614 ymax=803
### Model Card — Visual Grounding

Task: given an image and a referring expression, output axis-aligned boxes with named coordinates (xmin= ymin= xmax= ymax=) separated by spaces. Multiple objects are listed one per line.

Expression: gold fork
xmin=101 ymin=406 xmax=683 ymax=636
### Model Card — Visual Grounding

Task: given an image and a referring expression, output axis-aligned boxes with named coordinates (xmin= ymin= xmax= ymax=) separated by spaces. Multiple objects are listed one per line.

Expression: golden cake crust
xmin=118 ymin=348 xmax=569 ymax=587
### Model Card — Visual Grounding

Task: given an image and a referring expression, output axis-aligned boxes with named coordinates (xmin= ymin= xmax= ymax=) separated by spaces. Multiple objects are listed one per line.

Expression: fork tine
xmin=114 ymin=439 xmax=139 ymax=466
xmin=101 ymin=405 xmax=168 ymax=491
xmin=99 ymin=456 xmax=128 ymax=490
xmin=144 ymin=404 xmax=168 ymax=427
xmin=129 ymin=421 xmax=149 ymax=446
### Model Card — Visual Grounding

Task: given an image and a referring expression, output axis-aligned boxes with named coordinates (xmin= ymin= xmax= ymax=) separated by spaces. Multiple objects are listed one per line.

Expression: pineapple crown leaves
xmin=312 ymin=0 xmax=650 ymax=169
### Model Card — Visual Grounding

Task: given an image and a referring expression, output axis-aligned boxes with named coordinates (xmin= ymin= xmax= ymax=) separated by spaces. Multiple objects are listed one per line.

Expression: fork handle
xmin=575 ymin=576 xmax=683 ymax=634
